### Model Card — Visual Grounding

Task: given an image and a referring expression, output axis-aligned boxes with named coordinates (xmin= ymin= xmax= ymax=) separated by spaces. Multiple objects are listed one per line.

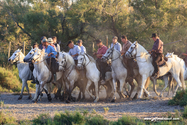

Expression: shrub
xmin=85 ymin=114 xmax=109 ymax=125
xmin=168 ymin=89 xmax=187 ymax=106
xmin=112 ymin=115 xmax=144 ymax=125
xmin=32 ymin=113 xmax=53 ymax=125
xmin=0 ymin=111 xmax=17 ymax=124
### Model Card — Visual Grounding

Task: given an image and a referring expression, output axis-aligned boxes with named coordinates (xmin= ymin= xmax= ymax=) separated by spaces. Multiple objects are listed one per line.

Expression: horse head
xmin=57 ymin=52 xmax=66 ymax=71
xmin=101 ymin=46 xmax=114 ymax=62
xmin=24 ymin=47 xmax=37 ymax=62
xmin=125 ymin=41 xmax=138 ymax=59
xmin=8 ymin=49 xmax=23 ymax=63
xmin=32 ymin=49 xmax=45 ymax=63
xmin=165 ymin=52 xmax=174 ymax=58
xmin=77 ymin=52 xmax=87 ymax=70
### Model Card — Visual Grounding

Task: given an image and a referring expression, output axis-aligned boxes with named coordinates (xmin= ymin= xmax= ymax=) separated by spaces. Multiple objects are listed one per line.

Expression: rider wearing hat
xmin=43 ymin=38 xmax=58 ymax=81
xmin=67 ymin=40 xmax=81 ymax=65
xmin=150 ymin=33 xmax=163 ymax=78
xmin=39 ymin=36 xmax=46 ymax=50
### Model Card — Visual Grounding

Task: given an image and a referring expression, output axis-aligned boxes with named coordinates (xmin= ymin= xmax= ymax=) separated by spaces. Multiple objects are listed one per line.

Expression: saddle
xmin=158 ymin=54 xmax=168 ymax=67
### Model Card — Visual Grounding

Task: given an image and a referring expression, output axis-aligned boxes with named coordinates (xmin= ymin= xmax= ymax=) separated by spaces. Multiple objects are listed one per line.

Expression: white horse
xmin=125 ymin=41 xmax=184 ymax=98
xmin=101 ymin=47 xmax=127 ymax=100
xmin=24 ymin=48 xmax=63 ymax=102
xmin=8 ymin=49 xmax=32 ymax=100
xmin=102 ymin=46 xmax=151 ymax=99
xmin=57 ymin=52 xmax=81 ymax=101
xmin=165 ymin=52 xmax=186 ymax=95
xmin=77 ymin=53 xmax=100 ymax=102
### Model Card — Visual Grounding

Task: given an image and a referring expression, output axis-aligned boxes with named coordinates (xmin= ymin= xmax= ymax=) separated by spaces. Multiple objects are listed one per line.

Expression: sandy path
xmin=0 ymin=90 xmax=183 ymax=121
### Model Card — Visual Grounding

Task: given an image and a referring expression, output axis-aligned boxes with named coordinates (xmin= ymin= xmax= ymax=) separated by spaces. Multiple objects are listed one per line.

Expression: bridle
xmin=32 ymin=49 xmax=48 ymax=64
xmin=77 ymin=53 xmax=91 ymax=67
xmin=102 ymin=48 xmax=121 ymax=62
xmin=126 ymin=44 xmax=138 ymax=59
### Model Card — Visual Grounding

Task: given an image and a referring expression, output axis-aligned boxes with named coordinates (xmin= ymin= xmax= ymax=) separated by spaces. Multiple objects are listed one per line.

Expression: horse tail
xmin=180 ymin=70 xmax=186 ymax=90
xmin=144 ymin=77 xmax=150 ymax=89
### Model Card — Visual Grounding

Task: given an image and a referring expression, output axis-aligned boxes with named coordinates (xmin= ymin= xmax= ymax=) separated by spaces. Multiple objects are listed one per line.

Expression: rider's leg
xmin=29 ymin=61 xmax=36 ymax=83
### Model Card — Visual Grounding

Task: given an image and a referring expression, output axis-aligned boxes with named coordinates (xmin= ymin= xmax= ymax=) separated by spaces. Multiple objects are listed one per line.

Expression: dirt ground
xmin=0 ymin=90 xmax=183 ymax=121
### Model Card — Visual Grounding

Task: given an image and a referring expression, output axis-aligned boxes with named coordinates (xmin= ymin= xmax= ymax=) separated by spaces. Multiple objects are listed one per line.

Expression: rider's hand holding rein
xmin=48 ymin=53 xmax=53 ymax=57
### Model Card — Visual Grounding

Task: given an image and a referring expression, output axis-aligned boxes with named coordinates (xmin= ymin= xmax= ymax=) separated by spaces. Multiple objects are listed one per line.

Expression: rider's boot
xmin=31 ymin=75 xmax=36 ymax=83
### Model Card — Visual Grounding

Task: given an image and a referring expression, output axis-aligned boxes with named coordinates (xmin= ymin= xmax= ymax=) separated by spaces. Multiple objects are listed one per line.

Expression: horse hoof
xmin=27 ymin=96 xmax=32 ymax=100
xmin=32 ymin=100 xmax=38 ymax=103
xmin=111 ymin=99 xmax=116 ymax=103
xmin=66 ymin=100 xmax=71 ymax=103
xmin=18 ymin=96 xmax=22 ymax=100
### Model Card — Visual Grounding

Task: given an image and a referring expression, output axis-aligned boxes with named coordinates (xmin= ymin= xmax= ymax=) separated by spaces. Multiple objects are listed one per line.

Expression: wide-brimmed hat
xmin=47 ymin=38 xmax=53 ymax=44
xmin=151 ymin=33 xmax=158 ymax=38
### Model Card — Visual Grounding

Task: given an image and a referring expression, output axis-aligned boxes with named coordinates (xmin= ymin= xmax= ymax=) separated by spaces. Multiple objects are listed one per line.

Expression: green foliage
xmin=0 ymin=66 xmax=35 ymax=92
xmin=53 ymin=111 xmax=85 ymax=125
xmin=85 ymin=115 xmax=109 ymax=125
xmin=0 ymin=111 xmax=17 ymax=125
xmin=183 ymin=106 xmax=187 ymax=118
xmin=168 ymin=89 xmax=187 ymax=106
xmin=32 ymin=113 xmax=53 ymax=125
xmin=112 ymin=115 xmax=144 ymax=125
xmin=103 ymin=107 xmax=109 ymax=114
xmin=0 ymin=100 xmax=4 ymax=108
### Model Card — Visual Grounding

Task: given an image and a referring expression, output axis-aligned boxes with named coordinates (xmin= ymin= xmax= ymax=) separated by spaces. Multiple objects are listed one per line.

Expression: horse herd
xmin=8 ymin=41 xmax=186 ymax=103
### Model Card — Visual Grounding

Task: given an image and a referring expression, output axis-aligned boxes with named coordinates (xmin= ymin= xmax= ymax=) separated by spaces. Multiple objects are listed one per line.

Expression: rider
xmin=93 ymin=39 xmax=109 ymax=84
xmin=120 ymin=35 xmax=134 ymax=78
xmin=67 ymin=40 xmax=81 ymax=65
xmin=48 ymin=38 xmax=57 ymax=51
xmin=150 ymin=33 xmax=163 ymax=78
xmin=52 ymin=36 xmax=61 ymax=52
xmin=111 ymin=36 xmax=122 ymax=52
xmin=29 ymin=43 xmax=38 ymax=83
xmin=43 ymin=38 xmax=58 ymax=81
xmin=77 ymin=39 xmax=86 ymax=53
xmin=39 ymin=36 xmax=47 ymax=50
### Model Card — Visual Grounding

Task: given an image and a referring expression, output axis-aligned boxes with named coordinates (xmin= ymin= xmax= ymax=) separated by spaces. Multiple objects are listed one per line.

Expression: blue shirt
xmin=111 ymin=42 xmax=122 ymax=52
xmin=45 ymin=45 xmax=57 ymax=58
xmin=80 ymin=45 xmax=86 ymax=53
xmin=69 ymin=45 xmax=81 ymax=60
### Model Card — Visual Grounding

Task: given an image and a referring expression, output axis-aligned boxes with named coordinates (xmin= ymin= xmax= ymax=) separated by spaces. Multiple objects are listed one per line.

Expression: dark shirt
xmin=39 ymin=44 xmax=45 ymax=50
xmin=152 ymin=38 xmax=163 ymax=53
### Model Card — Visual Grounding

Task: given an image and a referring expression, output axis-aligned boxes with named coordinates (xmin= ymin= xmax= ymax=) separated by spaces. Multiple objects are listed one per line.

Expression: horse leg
xmin=127 ymin=79 xmax=135 ymax=98
xmin=18 ymin=79 xmax=26 ymax=100
xmin=32 ymin=84 xmax=40 ymax=103
xmin=172 ymin=74 xmax=182 ymax=97
xmin=160 ymin=76 xmax=169 ymax=97
xmin=118 ymin=79 xmax=126 ymax=99
xmin=167 ymin=76 xmax=173 ymax=97
xmin=152 ymin=78 xmax=160 ymax=96
xmin=138 ymin=75 xmax=149 ymax=98
xmin=93 ymin=81 xmax=99 ymax=103
xmin=25 ymin=80 xmax=31 ymax=99
xmin=86 ymin=80 xmax=95 ymax=99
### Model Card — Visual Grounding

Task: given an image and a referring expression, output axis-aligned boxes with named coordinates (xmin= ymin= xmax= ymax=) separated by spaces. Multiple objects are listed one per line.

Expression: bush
xmin=0 ymin=66 xmax=22 ymax=92
xmin=85 ymin=115 xmax=109 ymax=125
xmin=32 ymin=113 xmax=53 ymax=125
xmin=112 ymin=115 xmax=144 ymax=125
xmin=168 ymin=89 xmax=187 ymax=106
xmin=54 ymin=111 xmax=85 ymax=125
xmin=0 ymin=111 xmax=17 ymax=124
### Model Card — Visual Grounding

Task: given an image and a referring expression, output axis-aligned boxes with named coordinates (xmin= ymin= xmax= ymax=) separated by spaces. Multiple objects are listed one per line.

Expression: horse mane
xmin=85 ymin=53 xmax=96 ymax=63
xmin=113 ymin=48 xmax=123 ymax=60
xmin=136 ymin=43 xmax=151 ymax=62
xmin=63 ymin=52 xmax=75 ymax=65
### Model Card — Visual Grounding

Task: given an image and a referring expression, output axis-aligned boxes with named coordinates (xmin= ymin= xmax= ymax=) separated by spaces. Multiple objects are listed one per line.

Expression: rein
xmin=78 ymin=53 xmax=91 ymax=67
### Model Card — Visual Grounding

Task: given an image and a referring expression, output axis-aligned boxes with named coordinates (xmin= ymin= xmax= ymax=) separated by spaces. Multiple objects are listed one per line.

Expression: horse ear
xmin=20 ymin=49 xmax=22 ymax=52
xmin=31 ymin=46 xmax=33 ymax=49
xmin=42 ymin=49 xmax=45 ymax=53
